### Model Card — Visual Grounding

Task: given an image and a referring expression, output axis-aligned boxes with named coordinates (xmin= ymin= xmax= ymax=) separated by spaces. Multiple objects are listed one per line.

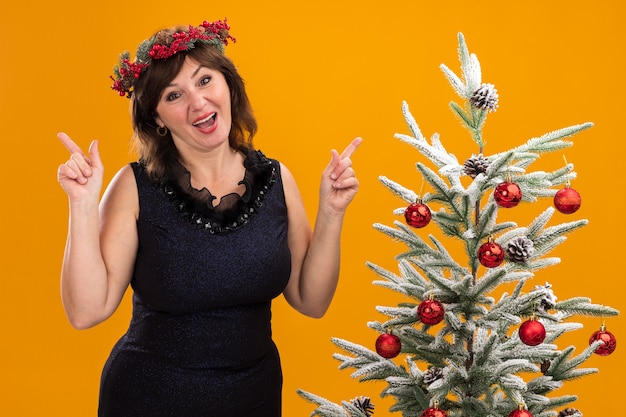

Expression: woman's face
xmin=155 ymin=56 xmax=232 ymax=154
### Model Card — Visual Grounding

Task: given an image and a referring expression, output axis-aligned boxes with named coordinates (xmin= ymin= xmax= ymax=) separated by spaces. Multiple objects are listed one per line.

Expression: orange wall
xmin=1 ymin=1 xmax=623 ymax=415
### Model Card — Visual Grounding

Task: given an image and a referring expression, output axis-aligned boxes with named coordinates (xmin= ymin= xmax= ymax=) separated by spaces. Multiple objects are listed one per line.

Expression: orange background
xmin=1 ymin=1 xmax=623 ymax=415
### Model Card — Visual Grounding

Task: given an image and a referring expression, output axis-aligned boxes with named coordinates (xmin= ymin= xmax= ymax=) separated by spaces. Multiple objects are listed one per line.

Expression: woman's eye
xmin=200 ymin=76 xmax=212 ymax=86
xmin=165 ymin=92 xmax=181 ymax=102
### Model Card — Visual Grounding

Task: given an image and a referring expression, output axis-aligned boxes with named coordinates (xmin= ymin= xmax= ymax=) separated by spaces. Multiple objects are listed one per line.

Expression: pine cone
xmin=423 ymin=367 xmax=444 ymax=386
xmin=463 ymin=154 xmax=489 ymax=178
xmin=506 ymin=236 xmax=534 ymax=263
xmin=349 ymin=396 xmax=375 ymax=417
xmin=558 ymin=408 xmax=582 ymax=417
xmin=470 ymin=83 xmax=499 ymax=112
xmin=534 ymin=282 xmax=557 ymax=312
xmin=154 ymin=30 xmax=173 ymax=45
xmin=540 ymin=360 xmax=551 ymax=375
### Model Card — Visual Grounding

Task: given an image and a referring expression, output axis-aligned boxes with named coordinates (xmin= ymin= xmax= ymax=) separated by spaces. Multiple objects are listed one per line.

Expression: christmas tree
xmin=298 ymin=33 xmax=619 ymax=417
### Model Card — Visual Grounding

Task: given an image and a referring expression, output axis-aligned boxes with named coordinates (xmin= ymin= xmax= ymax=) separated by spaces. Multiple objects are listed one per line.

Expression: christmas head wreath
xmin=111 ymin=19 xmax=235 ymax=98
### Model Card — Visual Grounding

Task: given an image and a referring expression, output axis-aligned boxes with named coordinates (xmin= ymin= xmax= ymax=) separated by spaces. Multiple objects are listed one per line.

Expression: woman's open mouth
xmin=192 ymin=112 xmax=217 ymax=129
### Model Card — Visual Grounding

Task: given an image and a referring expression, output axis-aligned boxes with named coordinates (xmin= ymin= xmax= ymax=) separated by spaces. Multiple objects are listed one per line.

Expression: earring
xmin=156 ymin=126 xmax=168 ymax=137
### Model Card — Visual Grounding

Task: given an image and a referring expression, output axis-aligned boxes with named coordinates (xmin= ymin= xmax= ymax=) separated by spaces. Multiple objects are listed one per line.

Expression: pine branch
xmin=515 ymin=173 xmax=558 ymax=202
xmin=525 ymin=375 xmax=563 ymax=394
xmin=439 ymin=32 xmax=482 ymax=98
xmin=521 ymin=123 xmax=593 ymax=153
xmin=331 ymin=338 xmax=408 ymax=383
xmin=525 ymin=207 xmax=555 ymax=239
xmin=469 ymin=269 xmax=508 ymax=300
xmin=376 ymin=306 xmax=420 ymax=327
xmin=296 ymin=390 xmax=350 ymax=417
xmin=401 ymin=99 xmax=428 ymax=142
xmin=368 ymin=261 xmax=416 ymax=291
xmin=486 ymin=151 xmax=517 ymax=179
xmin=378 ymin=175 xmax=418 ymax=204
xmin=492 ymin=362 xmax=540 ymax=390
xmin=449 ymin=101 xmax=476 ymax=133
xmin=537 ymin=395 xmax=578 ymax=411
xmin=554 ymin=297 xmax=620 ymax=317
xmin=331 ymin=338 xmax=384 ymax=362
xmin=415 ymin=163 xmax=458 ymax=203
xmin=394 ymin=132 xmax=459 ymax=169
xmin=536 ymin=219 xmax=588 ymax=244
xmin=474 ymin=202 xmax=498 ymax=240
xmin=439 ymin=64 xmax=466 ymax=99
xmin=509 ymin=152 xmax=540 ymax=170
xmin=547 ymin=163 xmax=577 ymax=188
xmin=542 ymin=322 xmax=582 ymax=344
xmin=542 ymin=342 xmax=600 ymax=384
xmin=350 ymin=360 xmax=408 ymax=382
xmin=341 ymin=401 xmax=371 ymax=417
xmin=399 ymin=102 xmax=465 ymax=188
xmin=372 ymin=221 xmax=437 ymax=256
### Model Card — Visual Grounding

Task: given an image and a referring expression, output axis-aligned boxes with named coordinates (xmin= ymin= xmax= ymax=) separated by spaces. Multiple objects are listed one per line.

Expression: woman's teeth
xmin=193 ymin=113 xmax=216 ymax=127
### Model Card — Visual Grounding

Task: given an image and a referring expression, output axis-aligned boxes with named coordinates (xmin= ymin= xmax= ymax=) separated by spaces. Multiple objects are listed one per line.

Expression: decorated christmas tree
xmin=298 ymin=33 xmax=619 ymax=417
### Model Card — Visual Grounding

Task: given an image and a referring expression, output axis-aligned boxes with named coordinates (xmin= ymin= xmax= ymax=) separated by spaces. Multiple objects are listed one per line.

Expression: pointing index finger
xmin=340 ymin=137 xmax=363 ymax=159
xmin=57 ymin=132 xmax=86 ymax=156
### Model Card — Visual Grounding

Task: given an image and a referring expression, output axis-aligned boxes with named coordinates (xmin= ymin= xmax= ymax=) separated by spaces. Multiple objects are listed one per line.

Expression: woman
xmin=57 ymin=19 xmax=361 ymax=416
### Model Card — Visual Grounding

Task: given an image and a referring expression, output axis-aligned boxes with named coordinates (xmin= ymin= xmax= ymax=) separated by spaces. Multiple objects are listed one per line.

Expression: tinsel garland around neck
xmin=157 ymin=149 xmax=276 ymax=234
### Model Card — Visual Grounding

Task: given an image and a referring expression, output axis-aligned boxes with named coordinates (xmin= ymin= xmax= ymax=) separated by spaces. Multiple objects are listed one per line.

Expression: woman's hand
xmin=320 ymin=137 xmax=362 ymax=214
xmin=57 ymin=132 xmax=104 ymax=203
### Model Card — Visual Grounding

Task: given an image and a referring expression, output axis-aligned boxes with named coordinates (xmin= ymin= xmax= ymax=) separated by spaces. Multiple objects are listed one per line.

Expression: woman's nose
xmin=188 ymin=90 xmax=206 ymax=110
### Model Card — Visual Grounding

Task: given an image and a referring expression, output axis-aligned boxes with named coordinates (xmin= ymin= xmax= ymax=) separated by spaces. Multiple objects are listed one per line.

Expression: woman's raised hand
xmin=320 ymin=137 xmax=362 ymax=214
xmin=57 ymin=132 xmax=104 ymax=203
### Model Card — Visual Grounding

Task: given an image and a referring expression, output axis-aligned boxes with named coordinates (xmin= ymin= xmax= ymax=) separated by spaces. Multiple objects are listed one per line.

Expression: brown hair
xmin=130 ymin=40 xmax=257 ymax=180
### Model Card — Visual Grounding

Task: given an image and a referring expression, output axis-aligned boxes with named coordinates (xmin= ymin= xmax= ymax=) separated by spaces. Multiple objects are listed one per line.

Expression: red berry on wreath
xmin=420 ymin=407 xmax=448 ymax=417
xmin=478 ymin=240 xmax=504 ymax=268
xmin=418 ymin=298 xmax=445 ymax=325
xmin=553 ymin=186 xmax=581 ymax=214
xmin=494 ymin=181 xmax=522 ymax=208
xmin=519 ymin=318 xmax=546 ymax=346
xmin=508 ymin=406 xmax=533 ymax=417
xmin=405 ymin=200 xmax=432 ymax=228
xmin=589 ymin=324 xmax=617 ymax=356
xmin=375 ymin=332 xmax=401 ymax=359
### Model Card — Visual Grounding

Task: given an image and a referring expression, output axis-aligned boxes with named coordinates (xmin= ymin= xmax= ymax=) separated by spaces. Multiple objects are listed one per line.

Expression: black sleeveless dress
xmin=98 ymin=150 xmax=292 ymax=417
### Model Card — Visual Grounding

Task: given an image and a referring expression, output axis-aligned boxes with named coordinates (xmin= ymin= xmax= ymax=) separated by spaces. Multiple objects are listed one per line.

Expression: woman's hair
xmin=130 ymin=40 xmax=257 ymax=180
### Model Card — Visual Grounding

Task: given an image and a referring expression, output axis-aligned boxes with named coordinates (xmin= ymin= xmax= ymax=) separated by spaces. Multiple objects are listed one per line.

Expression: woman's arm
xmin=57 ymin=133 xmax=138 ymax=329
xmin=282 ymin=137 xmax=362 ymax=318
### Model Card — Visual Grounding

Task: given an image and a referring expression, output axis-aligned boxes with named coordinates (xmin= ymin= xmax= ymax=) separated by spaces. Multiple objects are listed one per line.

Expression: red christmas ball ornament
xmin=494 ymin=181 xmax=522 ymax=208
xmin=405 ymin=201 xmax=432 ymax=228
xmin=553 ymin=186 xmax=581 ymax=214
xmin=375 ymin=332 xmax=402 ymax=359
xmin=519 ymin=318 xmax=546 ymax=346
xmin=418 ymin=298 xmax=445 ymax=325
xmin=508 ymin=407 xmax=533 ymax=417
xmin=420 ymin=406 xmax=448 ymax=417
xmin=478 ymin=240 xmax=505 ymax=268
xmin=589 ymin=325 xmax=617 ymax=356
